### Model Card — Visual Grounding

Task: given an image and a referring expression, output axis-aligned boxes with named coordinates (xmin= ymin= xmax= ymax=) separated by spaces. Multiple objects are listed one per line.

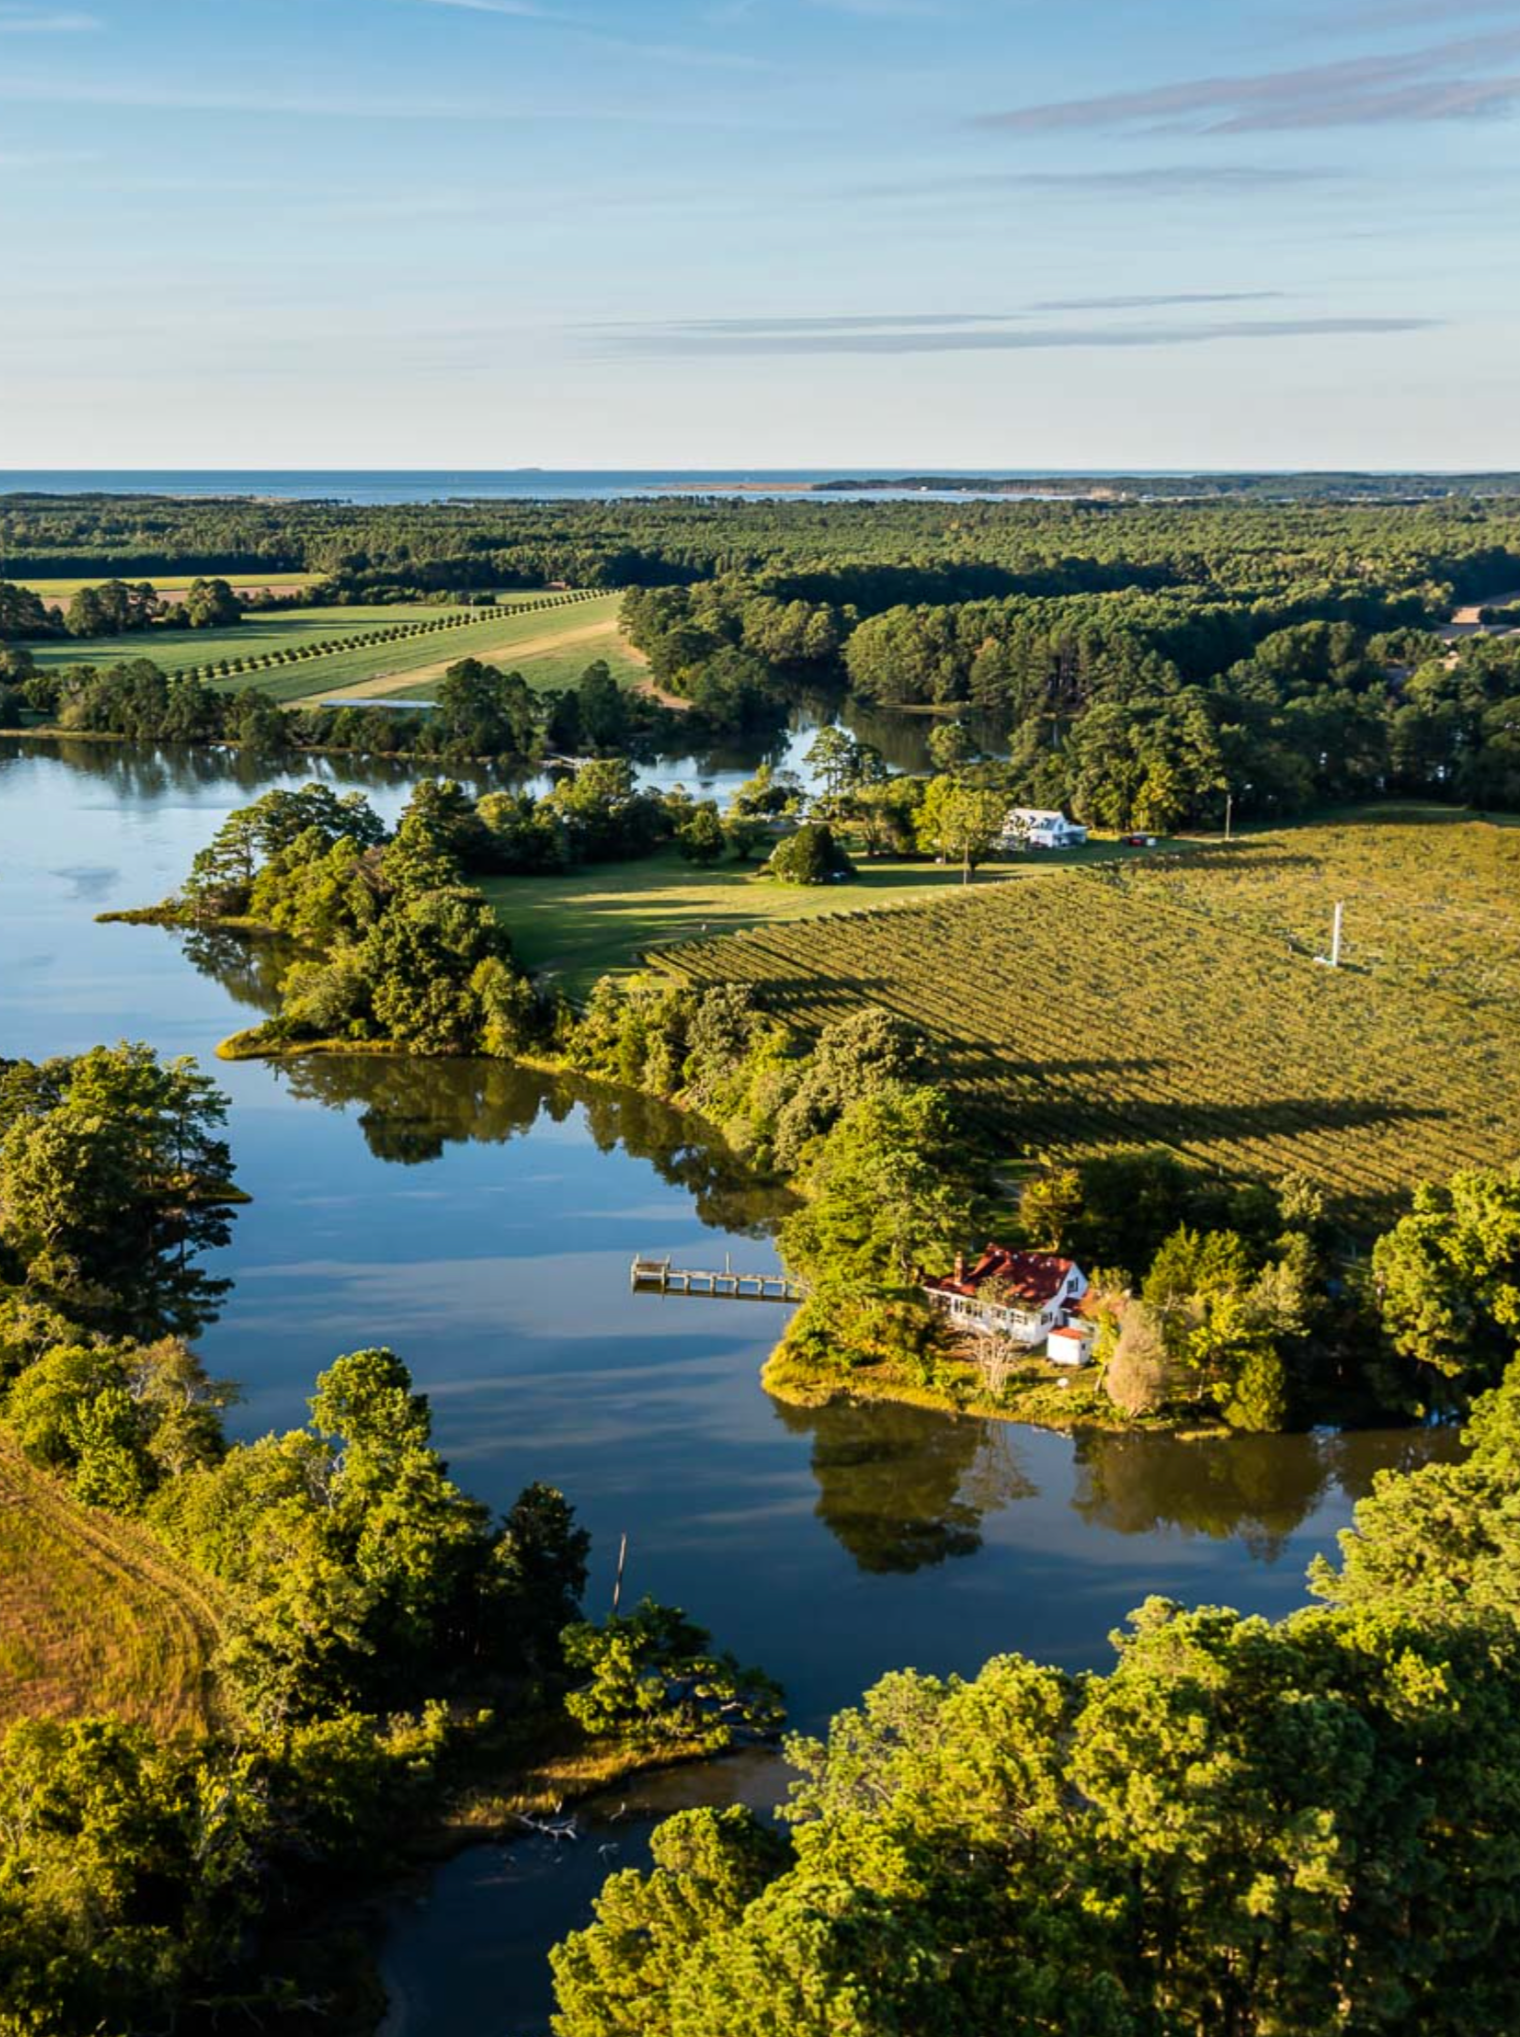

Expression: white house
xmin=1000 ymin=806 xmax=1088 ymax=851
xmin=923 ymin=1245 xmax=1090 ymax=1349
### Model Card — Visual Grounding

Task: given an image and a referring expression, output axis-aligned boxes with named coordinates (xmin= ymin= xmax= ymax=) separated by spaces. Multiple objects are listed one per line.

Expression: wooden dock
xmin=630 ymin=1255 xmax=804 ymax=1304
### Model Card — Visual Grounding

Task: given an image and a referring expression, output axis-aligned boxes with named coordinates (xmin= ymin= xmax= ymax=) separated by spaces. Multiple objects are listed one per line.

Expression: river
xmin=0 ymin=735 xmax=1455 ymax=2035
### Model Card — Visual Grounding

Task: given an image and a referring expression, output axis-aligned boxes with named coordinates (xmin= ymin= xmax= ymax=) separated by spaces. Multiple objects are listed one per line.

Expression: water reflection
xmin=771 ymin=1397 xmax=1038 ymax=1573
xmin=177 ymin=925 xmax=295 ymax=1015
xmin=271 ymin=1054 xmax=792 ymax=1235
xmin=4 ymin=731 xmax=441 ymax=803
xmin=1070 ymin=1424 xmax=1464 ymax=1562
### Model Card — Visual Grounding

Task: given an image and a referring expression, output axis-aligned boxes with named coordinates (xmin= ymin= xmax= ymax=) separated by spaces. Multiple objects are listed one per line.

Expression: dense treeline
xmin=6 ymin=490 xmax=1520 ymax=604
xmin=551 ymin=1361 xmax=1520 ymax=2035
xmin=0 ymin=650 xmax=762 ymax=762
xmin=8 ymin=495 xmax=1520 ymax=810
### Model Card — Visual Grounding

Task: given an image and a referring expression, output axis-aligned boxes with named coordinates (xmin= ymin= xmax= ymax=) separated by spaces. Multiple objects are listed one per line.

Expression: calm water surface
xmin=0 ymin=737 xmax=1454 ymax=2035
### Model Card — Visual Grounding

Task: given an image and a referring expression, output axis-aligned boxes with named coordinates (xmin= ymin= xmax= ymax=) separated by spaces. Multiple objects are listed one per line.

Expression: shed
xmin=1046 ymin=1324 xmax=1095 ymax=1368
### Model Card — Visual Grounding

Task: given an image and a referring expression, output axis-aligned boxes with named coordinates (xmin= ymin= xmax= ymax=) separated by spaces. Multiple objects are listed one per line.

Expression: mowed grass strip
xmin=405 ymin=627 xmax=648 ymax=701
xmin=651 ymin=830 xmax=1520 ymax=1221
xmin=0 ymin=1434 xmax=224 ymax=1738
xmin=482 ymin=846 xmax=1015 ymax=995
xmin=306 ymin=593 xmax=630 ymax=703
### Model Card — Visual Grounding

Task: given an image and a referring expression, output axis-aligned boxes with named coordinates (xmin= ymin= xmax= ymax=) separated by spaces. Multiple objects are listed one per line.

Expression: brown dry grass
xmin=0 ymin=1434 xmax=225 ymax=1739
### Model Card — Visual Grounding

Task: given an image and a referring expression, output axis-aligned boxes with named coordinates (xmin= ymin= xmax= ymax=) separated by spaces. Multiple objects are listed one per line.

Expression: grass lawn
xmin=0 ymin=1434 xmax=224 ymax=1738
xmin=481 ymin=846 xmax=1042 ymax=994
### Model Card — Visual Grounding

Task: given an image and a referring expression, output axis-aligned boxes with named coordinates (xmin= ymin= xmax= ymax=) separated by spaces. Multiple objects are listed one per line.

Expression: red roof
xmin=926 ymin=1245 xmax=1077 ymax=1309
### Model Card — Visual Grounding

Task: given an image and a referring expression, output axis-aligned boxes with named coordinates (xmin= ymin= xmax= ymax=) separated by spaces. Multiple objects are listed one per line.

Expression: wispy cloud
xmin=1028 ymin=290 xmax=1284 ymax=311
xmin=396 ymin=0 xmax=770 ymax=67
xmin=409 ymin=0 xmax=547 ymax=12
xmin=870 ymin=164 xmax=1343 ymax=198
xmin=0 ymin=7 xmax=100 ymax=29
xmin=977 ymin=28 xmax=1520 ymax=132
xmin=594 ymin=312 xmax=1437 ymax=357
xmin=0 ymin=72 xmax=770 ymax=121
xmin=1336 ymin=0 xmax=1520 ymax=24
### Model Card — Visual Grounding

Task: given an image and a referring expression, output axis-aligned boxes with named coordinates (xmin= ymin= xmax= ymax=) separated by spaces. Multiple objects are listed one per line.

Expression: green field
xmin=22 ymin=570 xmax=326 ymax=601
xmin=30 ymin=602 xmax=460 ymax=674
xmin=482 ymin=847 xmax=997 ymax=994
xmin=648 ymin=812 xmax=1520 ymax=1221
xmin=29 ymin=590 xmax=620 ymax=703
xmin=405 ymin=621 xmax=646 ymax=700
xmin=0 ymin=1434 xmax=223 ymax=1738
xmin=293 ymin=591 xmax=630 ymax=704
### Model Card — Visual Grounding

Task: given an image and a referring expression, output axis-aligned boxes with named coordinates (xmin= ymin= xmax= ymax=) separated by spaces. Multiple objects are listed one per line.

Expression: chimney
xmin=953 ymin=1252 xmax=967 ymax=1283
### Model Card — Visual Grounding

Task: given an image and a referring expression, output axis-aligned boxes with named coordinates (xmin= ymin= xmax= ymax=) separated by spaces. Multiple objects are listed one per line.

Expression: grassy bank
xmin=759 ymin=1338 xmax=1211 ymax=1438
xmin=0 ymin=1435 xmax=225 ymax=1738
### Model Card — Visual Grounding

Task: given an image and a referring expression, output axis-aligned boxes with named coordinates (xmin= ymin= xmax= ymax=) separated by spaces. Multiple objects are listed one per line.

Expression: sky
xmin=2 ymin=0 xmax=1519 ymax=468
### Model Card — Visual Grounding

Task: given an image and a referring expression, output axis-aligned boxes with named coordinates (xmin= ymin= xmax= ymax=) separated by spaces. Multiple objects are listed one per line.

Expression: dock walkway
xmin=630 ymin=1255 xmax=804 ymax=1304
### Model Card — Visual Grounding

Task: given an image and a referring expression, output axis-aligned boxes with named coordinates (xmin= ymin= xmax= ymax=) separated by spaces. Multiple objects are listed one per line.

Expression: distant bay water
xmin=0 ymin=468 xmax=1160 ymax=505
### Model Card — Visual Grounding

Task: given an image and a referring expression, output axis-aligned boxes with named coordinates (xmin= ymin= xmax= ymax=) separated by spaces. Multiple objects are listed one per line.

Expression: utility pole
xmin=610 ymin=1532 xmax=628 ymax=1615
xmin=1224 ymin=789 xmax=1233 ymax=842
xmin=1329 ymin=900 xmax=1344 ymax=968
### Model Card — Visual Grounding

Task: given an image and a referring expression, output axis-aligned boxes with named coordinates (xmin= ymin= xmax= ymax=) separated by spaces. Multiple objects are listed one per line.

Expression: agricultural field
xmin=404 ymin=620 xmax=647 ymax=700
xmin=28 ymin=601 xmax=460 ymax=676
xmin=0 ymin=1435 xmax=223 ymax=1738
xmin=21 ymin=570 xmax=325 ymax=602
xmin=27 ymin=589 xmax=616 ymax=702
xmin=483 ymin=846 xmax=985 ymax=994
xmin=652 ymin=813 xmax=1520 ymax=1221
xmin=1098 ymin=810 xmax=1520 ymax=1012
xmin=307 ymin=591 xmax=629 ymax=703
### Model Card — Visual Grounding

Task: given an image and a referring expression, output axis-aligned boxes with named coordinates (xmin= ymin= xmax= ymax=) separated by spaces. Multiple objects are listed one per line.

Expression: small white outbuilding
xmin=1046 ymin=1324 xmax=1095 ymax=1369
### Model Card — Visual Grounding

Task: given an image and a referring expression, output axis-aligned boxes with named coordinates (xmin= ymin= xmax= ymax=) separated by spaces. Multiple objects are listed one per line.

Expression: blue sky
xmin=2 ymin=0 xmax=1518 ymax=467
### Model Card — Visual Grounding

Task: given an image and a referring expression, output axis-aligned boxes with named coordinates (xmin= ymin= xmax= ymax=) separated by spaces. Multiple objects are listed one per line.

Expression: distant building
xmin=1000 ymin=806 xmax=1088 ymax=850
xmin=923 ymin=1244 xmax=1089 ymax=1349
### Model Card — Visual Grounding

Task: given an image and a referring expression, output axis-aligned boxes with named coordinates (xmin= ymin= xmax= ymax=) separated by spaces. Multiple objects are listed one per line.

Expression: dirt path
xmin=1443 ymin=590 xmax=1520 ymax=640
xmin=315 ymin=616 xmax=624 ymax=701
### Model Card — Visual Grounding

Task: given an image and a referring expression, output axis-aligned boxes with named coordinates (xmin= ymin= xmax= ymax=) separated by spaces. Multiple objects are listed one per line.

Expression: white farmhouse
xmin=923 ymin=1245 xmax=1090 ymax=1350
xmin=1000 ymin=807 xmax=1088 ymax=851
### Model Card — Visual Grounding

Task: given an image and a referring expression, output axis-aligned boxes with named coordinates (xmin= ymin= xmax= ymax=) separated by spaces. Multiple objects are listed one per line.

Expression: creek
xmin=0 ymin=734 xmax=1454 ymax=2035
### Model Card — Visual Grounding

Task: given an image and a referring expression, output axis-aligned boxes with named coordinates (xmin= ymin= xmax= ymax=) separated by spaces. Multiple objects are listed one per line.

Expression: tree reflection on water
xmin=267 ymin=1052 xmax=792 ymax=1236
xmin=770 ymin=1397 xmax=1038 ymax=1573
xmin=1070 ymin=1423 xmax=1462 ymax=1562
